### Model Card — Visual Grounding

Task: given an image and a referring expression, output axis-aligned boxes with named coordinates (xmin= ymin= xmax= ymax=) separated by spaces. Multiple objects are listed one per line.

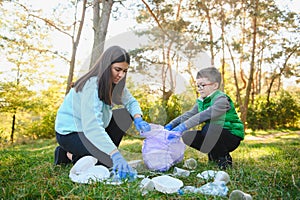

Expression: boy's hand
xmin=171 ymin=123 xmax=187 ymax=133
xmin=164 ymin=123 xmax=172 ymax=131
xmin=167 ymin=123 xmax=187 ymax=141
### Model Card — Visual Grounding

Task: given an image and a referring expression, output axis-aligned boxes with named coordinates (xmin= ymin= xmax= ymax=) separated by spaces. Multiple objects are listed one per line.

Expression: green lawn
xmin=0 ymin=130 xmax=299 ymax=199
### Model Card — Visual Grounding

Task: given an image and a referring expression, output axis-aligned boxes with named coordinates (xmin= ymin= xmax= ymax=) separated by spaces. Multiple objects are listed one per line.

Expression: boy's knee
xmin=182 ymin=131 xmax=197 ymax=146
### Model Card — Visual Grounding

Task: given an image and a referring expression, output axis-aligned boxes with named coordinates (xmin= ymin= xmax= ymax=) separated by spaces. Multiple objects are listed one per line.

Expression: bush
xmin=247 ymin=90 xmax=300 ymax=130
xmin=129 ymin=83 xmax=195 ymax=125
xmin=28 ymin=110 xmax=56 ymax=139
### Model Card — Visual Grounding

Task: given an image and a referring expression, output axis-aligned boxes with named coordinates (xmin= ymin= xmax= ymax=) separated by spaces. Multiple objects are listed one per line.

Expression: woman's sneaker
xmin=54 ymin=146 xmax=71 ymax=165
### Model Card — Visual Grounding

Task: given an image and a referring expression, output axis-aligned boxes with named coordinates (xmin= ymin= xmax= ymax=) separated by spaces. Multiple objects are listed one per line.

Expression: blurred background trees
xmin=0 ymin=0 xmax=299 ymax=144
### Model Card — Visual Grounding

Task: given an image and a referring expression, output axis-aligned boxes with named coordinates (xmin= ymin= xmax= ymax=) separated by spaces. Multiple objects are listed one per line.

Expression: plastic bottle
xmin=183 ymin=158 xmax=197 ymax=169
xmin=229 ymin=190 xmax=252 ymax=200
xmin=181 ymin=182 xmax=228 ymax=197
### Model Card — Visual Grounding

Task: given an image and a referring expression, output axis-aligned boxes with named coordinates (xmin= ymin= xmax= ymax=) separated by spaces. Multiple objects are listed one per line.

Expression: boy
xmin=165 ymin=67 xmax=244 ymax=169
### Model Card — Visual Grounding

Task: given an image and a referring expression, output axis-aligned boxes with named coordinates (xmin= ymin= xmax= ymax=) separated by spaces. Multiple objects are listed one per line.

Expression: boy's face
xmin=196 ymin=77 xmax=219 ymax=98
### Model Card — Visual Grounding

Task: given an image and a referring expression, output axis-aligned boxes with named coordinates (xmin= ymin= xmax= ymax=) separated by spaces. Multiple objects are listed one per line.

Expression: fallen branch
xmin=292 ymin=174 xmax=300 ymax=191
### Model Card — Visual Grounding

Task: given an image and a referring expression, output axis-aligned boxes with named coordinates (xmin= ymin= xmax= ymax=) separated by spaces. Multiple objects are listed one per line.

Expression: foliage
xmin=0 ymin=131 xmax=299 ymax=199
xmin=128 ymin=81 xmax=195 ymax=126
xmin=0 ymin=79 xmax=65 ymax=142
xmin=28 ymin=110 xmax=57 ymax=139
xmin=24 ymin=81 xmax=65 ymax=139
xmin=0 ymin=81 xmax=38 ymax=113
xmin=0 ymin=81 xmax=39 ymax=143
xmin=247 ymin=90 xmax=300 ymax=130
xmin=1 ymin=0 xmax=299 ymax=143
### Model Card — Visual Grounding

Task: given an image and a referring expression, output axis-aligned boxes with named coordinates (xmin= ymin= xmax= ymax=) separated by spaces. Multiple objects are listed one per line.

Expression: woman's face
xmin=111 ymin=62 xmax=129 ymax=84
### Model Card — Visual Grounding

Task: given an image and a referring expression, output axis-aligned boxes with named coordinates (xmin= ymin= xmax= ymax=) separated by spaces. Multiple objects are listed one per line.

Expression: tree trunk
xmin=220 ymin=9 xmax=225 ymax=91
xmin=226 ymin=40 xmax=243 ymax=112
xmin=90 ymin=0 xmax=114 ymax=68
xmin=65 ymin=0 xmax=87 ymax=95
xmin=10 ymin=114 xmax=15 ymax=143
xmin=203 ymin=5 xmax=215 ymax=67
xmin=241 ymin=0 xmax=258 ymax=125
xmin=266 ymin=47 xmax=297 ymax=103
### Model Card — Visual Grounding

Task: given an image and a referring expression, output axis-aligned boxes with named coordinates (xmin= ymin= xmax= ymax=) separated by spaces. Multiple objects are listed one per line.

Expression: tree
xmin=241 ymin=0 xmax=258 ymax=124
xmin=266 ymin=44 xmax=300 ymax=103
xmin=90 ymin=0 xmax=114 ymax=68
xmin=0 ymin=82 xmax=37 ymax=143
xmin=0 ymin=1 xmax=59 ymax=143
xmin=135 ymin=0 xmax=198 ymax=102
xmin=21 ymin=0 xmax=88 ymax=94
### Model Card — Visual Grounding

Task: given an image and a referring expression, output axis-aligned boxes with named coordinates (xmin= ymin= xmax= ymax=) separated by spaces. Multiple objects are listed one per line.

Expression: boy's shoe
xmin=54 ymin=146 xmax=71 ymax=165
xmin=217 ymin=154 xmax=232 ymax=170
xmin=208 ymin=152 xmax=218 ymax=163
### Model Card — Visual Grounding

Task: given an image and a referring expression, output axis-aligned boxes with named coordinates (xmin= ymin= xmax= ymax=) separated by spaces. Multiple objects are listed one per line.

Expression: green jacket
xmin=197 ymin=90 xmax=244 ymax=139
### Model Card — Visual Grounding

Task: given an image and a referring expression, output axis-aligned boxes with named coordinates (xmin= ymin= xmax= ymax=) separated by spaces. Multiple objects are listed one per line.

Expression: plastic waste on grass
xmin=179 ymin=170 xmax=230 ymax=197
xmin=152 ymin=175 xmax=184 ymax=194
xmin=182 ymin=181 xmax=228 ymax=197
xmin=69 ymin=155 xmax=137 ymax=185
xmin=173 ymin=167 xmax=190 ymax=177
xmin=140 ymin=175 xmax=183 ymax=195
xmin=229 ymin=190 xmax=253 ymax=200
xmin=197 ymin=170 xmax=230 ymax=184
xmin=69 ymin=156 xmax=110 ymax=184
xmin=183 ymin=158 xmax=197 ymax=169
xmin=128 ymin=159 xmax=142 ymax=168
xmin=214 ymin=171 xmax=230 ymax=184
xmin=140 ymin=178 xmax=155 ymax=195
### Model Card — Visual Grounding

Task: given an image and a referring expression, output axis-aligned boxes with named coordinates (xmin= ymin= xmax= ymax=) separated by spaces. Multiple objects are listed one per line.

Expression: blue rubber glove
xmin=164 ymin=123 xmax=173 ymax=131
xmin=134 ymin=117 xmax=151 ymax=132
xmin=167 ymin=123 xmax=187 ymax=140
xmin=111 ymin=152 xmax=137 ymax=180
xmin=171 ymin=123 xmax=187 ymax=133
xmin=167 ymin=134 xmax=181 ymax=141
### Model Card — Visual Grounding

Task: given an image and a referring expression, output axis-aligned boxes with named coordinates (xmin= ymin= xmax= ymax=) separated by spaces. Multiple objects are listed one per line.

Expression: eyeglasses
xmin=197 ymin=83 xmax=215 ymax=90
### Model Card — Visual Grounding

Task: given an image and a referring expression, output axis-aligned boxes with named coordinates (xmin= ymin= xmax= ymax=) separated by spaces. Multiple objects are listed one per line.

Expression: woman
xmin=54 ymin=46 xmax=150 ymax=179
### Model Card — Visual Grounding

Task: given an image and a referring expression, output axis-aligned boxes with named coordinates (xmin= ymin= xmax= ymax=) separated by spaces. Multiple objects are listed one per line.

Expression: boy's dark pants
xmin=182 ymin=123 xmax=242 ymax=160
xmin=55 ymin=108 xmax=132 ymax=167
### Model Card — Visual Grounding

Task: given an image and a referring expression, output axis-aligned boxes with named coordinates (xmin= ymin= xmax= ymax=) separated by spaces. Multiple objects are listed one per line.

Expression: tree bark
xmin=241 ymin=0 xmax=258 ymax=125
xmin=266 ymin=47 xmax=297 ymax=103
xmin=65 ymin=0 xmax=87 ymax=95
xmin=10 ymin=114 xmax=16 ymax=143
xmin=90 ymin=0 xmax=114 ymax=68
xmin=203 ymin=4 xmax=215 ymax=67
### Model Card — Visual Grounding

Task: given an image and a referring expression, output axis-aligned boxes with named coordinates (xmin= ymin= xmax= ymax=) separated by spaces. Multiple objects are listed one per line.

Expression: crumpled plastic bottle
xmin=197 ymin=181 xmax=228 ymax=196
xmin=180 ymin=180 xmax=228 ymax=197
xmin=229 ymin=190 xmax=252 ymax=200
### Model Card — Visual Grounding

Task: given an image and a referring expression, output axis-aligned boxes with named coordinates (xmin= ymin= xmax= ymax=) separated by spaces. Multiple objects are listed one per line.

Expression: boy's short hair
xmin=196 ymin=67 xmax=222 ymax=86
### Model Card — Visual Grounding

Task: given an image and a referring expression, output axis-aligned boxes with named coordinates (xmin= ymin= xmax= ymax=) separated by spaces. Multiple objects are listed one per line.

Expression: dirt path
xmin=245 ymin=130 xmax=300 ymax=141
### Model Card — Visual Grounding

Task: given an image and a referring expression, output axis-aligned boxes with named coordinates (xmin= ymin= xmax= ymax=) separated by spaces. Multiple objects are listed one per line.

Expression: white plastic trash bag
xmin=140 ymin=124 xmax=186 ymax=172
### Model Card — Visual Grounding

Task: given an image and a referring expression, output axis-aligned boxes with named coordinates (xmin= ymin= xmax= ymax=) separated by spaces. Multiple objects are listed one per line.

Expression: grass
xmin=0 ymin=130 xmax=299 ymax=200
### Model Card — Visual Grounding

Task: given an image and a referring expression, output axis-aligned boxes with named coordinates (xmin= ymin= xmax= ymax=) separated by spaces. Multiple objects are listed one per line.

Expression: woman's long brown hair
xmin=73 ymin=46 xmax=130 ymax=105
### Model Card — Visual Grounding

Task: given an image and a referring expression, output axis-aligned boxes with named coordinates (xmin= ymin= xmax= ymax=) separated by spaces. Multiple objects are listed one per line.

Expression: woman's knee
xmin=112 ymin=108 xmax=132 ymax=132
